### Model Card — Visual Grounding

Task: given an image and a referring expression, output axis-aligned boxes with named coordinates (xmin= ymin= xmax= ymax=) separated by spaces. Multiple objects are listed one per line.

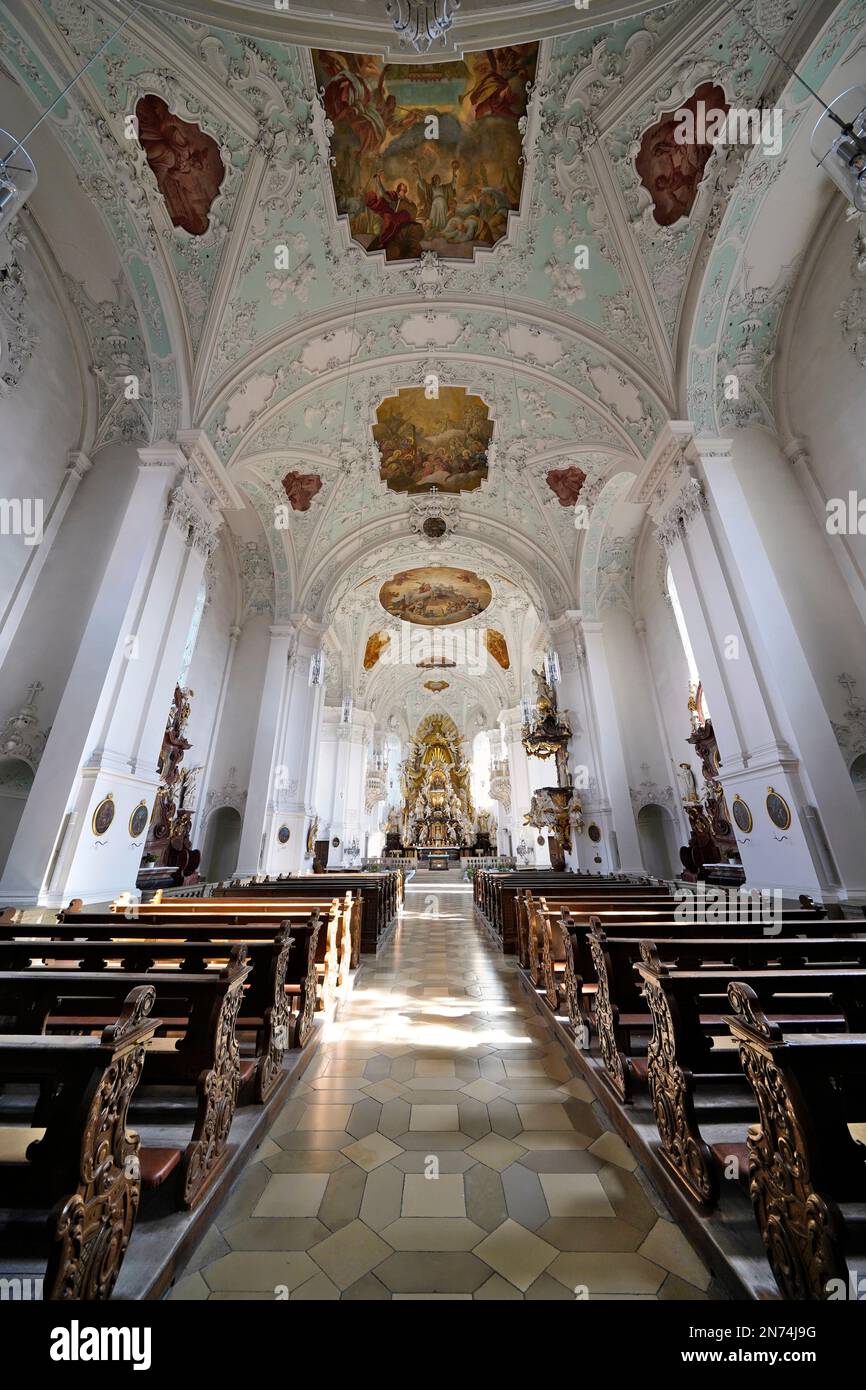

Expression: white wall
xmin=0 ymin=439 xmax=140 ymax=818
xmin=204 ymin=612 xmax=270 ymax=807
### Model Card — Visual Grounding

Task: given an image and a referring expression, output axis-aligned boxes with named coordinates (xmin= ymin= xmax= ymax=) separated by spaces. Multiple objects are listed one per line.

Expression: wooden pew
xmin=542 ymin=896 xmax=828 ymax=1028
xmin=727 ymin=980 xmax=866 ymax=1301
xmin=51 ymin=903 xmax=328 ymax=1045
xmin=83 ymin=895 xmax=344 ymax=1013
xmin=635 ymin=944 xmax=866 ymax=1207
xmin=588 ymin=926 xmax=866 ymax=1104
xmin=0 ymin=951 xmax=251 ymax=1210
xmin=217 ymin=872 xmax=398 ymax=953
xmin=482 ymin=871 xmax=647 ymax=954
xmin=0 ymin=930 xmax=298 ymax=1104
xmin=524 ymin=887 xmax=675 ymax=992
xmin=0 ymin=984 xmax=158 ymax=1300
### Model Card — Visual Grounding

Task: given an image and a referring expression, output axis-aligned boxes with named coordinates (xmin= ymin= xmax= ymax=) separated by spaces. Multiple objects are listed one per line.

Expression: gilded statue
xmin=531 ymin=666 xmax=556 ymax=718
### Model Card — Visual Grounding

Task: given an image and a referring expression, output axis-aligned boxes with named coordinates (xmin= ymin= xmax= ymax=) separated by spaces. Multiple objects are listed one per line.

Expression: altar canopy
xmin=400 ymin=714 xmax=474 ymax=848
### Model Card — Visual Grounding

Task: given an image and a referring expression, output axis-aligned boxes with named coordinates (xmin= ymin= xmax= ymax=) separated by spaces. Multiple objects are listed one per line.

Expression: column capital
xmin=138 ymin=440 xmax=185 ymax=471
xmin=66 ymin=450 xmax=92 ymax=481
xmin=784 ymin=436 xmax=812 ymax=470
xmin=176 ymin=429 xmax=245 ymax=512
xmin=626 ymin=420 xmax=695 ymax=513
xmin=289 ymin=613 xmax=330 ymax=656
xmin=690 ymin=434 xmax=734 ymax=467
xmin=166 ymin=474 xmax=222 ymax=557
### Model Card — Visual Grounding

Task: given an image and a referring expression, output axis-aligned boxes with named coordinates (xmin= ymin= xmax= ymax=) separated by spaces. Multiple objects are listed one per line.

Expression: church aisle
xmin=170 ymin=875 xmax=713 ymax=1301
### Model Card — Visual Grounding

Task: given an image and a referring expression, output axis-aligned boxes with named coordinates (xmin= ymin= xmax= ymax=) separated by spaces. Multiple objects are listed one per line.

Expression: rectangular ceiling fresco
xmin=311 ymin=46 xmax=538 ymax=261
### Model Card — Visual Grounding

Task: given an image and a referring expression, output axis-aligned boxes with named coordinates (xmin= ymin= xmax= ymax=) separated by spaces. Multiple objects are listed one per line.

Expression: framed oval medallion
xmin=332 ymin=837 xmax=340 ymax=849
xmin=587 ymin=823 xmax=602 ymax=844
xmin=92 ymin=793 xmax=115 ymax=836
xmin=129 ymin=801 xmax=149 ymax=839
xmin=765 ymin=787 xmax=792 ymax=831
xmin=731 ymin=796 xmax=752 ymax=835
xmin=277 ymin=825 xmax=291 ymax=845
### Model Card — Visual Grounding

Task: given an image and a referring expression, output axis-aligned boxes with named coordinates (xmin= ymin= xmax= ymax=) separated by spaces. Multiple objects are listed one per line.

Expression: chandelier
xmin=0 ymin=2 xmax=142 ymax=238
xmin=385 ymin=0 xmax=460 ymax=54
xmin=722 ymin=0 xmax=866 ymax=212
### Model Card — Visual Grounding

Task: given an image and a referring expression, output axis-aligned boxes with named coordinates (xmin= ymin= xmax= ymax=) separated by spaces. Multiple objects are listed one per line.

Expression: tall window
xmin=178 ymin=579 xmax=207 ymax=686
xmin=667 ymin=566 xmax=700 ymax=688
xmin=472 ymin=730 xmax=493 ymax=808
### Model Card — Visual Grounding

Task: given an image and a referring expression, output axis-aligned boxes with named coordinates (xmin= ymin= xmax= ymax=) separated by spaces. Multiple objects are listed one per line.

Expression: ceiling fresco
xmin=3 ymin=0 xmax=864 ymax=675
xmin=311 ymin=45 xmax=538 ymax=263
xmin=378 ymin=566 xmax=493 ymax=626
xmin=373 ymin=384 xmax=493 ymax=495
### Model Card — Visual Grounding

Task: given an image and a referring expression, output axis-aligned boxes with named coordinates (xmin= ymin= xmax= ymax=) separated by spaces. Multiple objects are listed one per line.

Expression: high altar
xmin=400 ymin=714 xmax=474 ymax=850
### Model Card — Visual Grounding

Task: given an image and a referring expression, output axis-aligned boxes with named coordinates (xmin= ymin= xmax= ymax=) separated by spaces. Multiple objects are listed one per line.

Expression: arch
xmin=0 ymin=757 xmax=35 ymax=877
xmin=201 ymin=805 xmax=242 ymax=882
xmin=636 ymin=802 xmax=678 ymax=881
xmin=850 ymin=752 xmax=866 ymax=821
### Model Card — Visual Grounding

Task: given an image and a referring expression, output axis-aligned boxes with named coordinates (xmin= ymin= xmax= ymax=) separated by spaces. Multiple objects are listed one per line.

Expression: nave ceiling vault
xmin=1 ymin=0 xmax=860 ymax=685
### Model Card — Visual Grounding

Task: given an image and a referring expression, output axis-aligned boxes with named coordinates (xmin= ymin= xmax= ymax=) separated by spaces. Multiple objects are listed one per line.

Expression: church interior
xmin=1 ymin=0 xmax=866 ymax=1337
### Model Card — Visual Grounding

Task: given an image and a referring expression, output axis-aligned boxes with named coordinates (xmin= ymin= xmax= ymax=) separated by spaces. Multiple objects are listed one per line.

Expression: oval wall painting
xmin=379 ymin=566 xmax=492 ymax=627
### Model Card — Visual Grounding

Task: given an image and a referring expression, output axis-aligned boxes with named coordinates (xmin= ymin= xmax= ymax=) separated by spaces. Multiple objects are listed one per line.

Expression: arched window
xmin=178 ymin=578 xmax=207 ymax=686
xmin=667 ymin=565 xmax=710 ymax=722
xmin=667 ymin=567 xmax=699 ymax=687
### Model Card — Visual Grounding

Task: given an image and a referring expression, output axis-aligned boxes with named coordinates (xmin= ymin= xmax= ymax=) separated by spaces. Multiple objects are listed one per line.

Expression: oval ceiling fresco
xmin=378 ymin=567 xmax=492 ymax=627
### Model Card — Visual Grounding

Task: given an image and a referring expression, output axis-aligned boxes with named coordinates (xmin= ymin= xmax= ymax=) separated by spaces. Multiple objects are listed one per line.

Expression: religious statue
xmin=306 ymin=815 xmax=319 ymax=856
xmin=676 ymin=761 xmax=700 ymax=804
xmin=137 ymin=686 xmax=200 ymax=888
xmin=159 ymin=685 xmax=193 ymax=785
xmin=531 ymin=666 xmax=556 ymax=718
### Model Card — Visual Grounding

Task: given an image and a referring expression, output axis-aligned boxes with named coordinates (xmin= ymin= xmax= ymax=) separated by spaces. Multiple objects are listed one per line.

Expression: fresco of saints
xmin=411 ymin=160 xmax=459 ymax=233
xmin=365 ymin=173 xmax=425 ymax=260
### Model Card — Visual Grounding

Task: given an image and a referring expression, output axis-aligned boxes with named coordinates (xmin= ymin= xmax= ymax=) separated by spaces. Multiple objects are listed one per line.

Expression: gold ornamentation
xmin=729 ymin=984 xmax=846 ymax=1300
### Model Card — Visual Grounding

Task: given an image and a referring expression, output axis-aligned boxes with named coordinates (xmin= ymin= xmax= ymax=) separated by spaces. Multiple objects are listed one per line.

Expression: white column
xmin=549 ymin=611 xmax=608 ymax=870
xmin=631 ymin=421 xmax=865 ymax=901
xmin=580 ymin=620 xmax=644 ymax=873
xmin=235 ymin=624 xmax=295 ymax=876
xmin=0 ymin=443 xmax=224 ymax=905
xmin=0 ymin=451 xmax=92 ymax=672
xmin=242 ymin=618 xmax=327 ymax=876
xmin=499 ymin=706 xmax=550 ymax=865
xmin=695 ymin=429 xmax=866 ymax=899
xmin=328 ymin=709 xmax=374 ymax=865
xmin=191 ymin=623 xmax=241 ymax=852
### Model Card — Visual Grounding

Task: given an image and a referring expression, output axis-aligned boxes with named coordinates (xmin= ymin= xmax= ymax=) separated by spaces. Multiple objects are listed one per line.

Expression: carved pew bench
xmin=0 ymin=927 xmax=305 ymax=1103
xmin=587 ymin=927 xmax=866 ymax=1105
xmin=108 ymin=896 xmax=349 ymax=1002
xmin=635 ymin=946 xmax=866 ymax=1209
xmin=727 ymin=981 xmax=866 ymax=1301
xmin=0 ymin=953 xmax=251 ymax=1210
xmin=0 ymin=984 xmax=158 ymax=1300
xmin=525 ymin=890 xmax=675 ymax=1000
xmin=551 ymin=901 xmax=836 ymax=1039
xmin=62 ymin=899 xmax=335 ymax=1025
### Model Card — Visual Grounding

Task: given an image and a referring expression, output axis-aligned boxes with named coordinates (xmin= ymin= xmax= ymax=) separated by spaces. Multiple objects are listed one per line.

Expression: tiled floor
xmin=170 ymin=875 xmax=712 ymax=1300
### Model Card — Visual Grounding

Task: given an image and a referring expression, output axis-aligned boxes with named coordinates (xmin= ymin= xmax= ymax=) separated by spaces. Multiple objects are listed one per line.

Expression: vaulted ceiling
xmin=1 ymin=0 xmax=855 ymax=724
